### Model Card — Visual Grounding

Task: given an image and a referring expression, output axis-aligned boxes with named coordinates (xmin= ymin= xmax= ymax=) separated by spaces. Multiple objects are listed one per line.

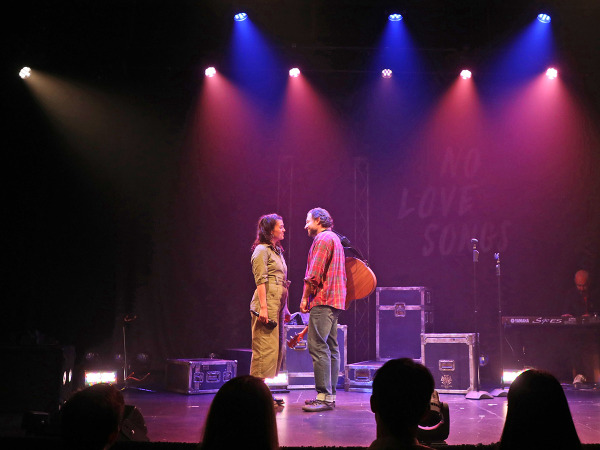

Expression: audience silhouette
xmin=201 ymin=375 xmax=279 ymax=450
xmin=60 ymin=383 xmax=125 ymax=450
xmin=499 ymin=369 xmax=581 ymax=450
xmin=369 ymin=358 xmax=436 ymax=449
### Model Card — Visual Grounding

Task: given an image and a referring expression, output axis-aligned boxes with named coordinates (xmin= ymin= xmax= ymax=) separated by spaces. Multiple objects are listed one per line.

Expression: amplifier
xmin=221 ymin=348 xmax=252 ymax=376
xmin=0 ymin=345 xmax=75 ymax=414
xmin=284 ymin=324 xmax=346 ymax=388
xmin=165 ymin=358 xmax=236 ymax=394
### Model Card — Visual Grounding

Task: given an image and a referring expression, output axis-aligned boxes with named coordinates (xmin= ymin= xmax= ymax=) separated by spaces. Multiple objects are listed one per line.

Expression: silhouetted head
xmin=370 ymin=358 xmax=434 ymax=440
xmin=201 ymin=375 xmax=278 ymax=450
xmin=500 ymin=369 xmax=581 ymax=450
xmin=60 ymin=383 xmax=125 ymax=450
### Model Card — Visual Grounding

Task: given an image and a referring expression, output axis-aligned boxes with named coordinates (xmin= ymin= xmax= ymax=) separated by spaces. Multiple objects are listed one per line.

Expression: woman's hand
xmin=259 ymin=304 xmax=269 ymax=324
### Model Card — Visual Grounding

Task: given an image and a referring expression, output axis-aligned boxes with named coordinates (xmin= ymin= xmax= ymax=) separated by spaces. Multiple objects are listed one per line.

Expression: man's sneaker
xmin=302 ymin=399 xmax=335 ymax=412
xmin=304 ymin=398 xmax=336 ymax=406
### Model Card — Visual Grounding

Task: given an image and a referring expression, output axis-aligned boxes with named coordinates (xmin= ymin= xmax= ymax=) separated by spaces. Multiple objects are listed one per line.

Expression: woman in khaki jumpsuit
xmin=250 ymin=214 xmax=291 ymax=380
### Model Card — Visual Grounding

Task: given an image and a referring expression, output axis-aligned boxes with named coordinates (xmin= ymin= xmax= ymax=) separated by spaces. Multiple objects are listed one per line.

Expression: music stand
xmin=465 ymin=239 xmax=493 ymax=400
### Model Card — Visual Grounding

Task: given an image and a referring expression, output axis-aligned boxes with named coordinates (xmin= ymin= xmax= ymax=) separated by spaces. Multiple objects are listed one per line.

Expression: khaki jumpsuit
xmin=250 ymin=244 xmax=289 ymax=378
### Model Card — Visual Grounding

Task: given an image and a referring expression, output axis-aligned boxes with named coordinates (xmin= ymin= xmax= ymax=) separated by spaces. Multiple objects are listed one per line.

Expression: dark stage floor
xmin=123 ymin=385 xmax=600 ymax=446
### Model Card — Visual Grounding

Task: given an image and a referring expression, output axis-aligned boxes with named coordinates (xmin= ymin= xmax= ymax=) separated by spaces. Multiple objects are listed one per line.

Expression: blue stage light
xmin=381 ymin=69 xmax=392 ymax=78
xmin=537 ymin=14 xmax=551 ymax=24
xmin=388 ymin=13 xmax=403 ymax=22
xmin=234 ymin=12 xmax=248 ymax=22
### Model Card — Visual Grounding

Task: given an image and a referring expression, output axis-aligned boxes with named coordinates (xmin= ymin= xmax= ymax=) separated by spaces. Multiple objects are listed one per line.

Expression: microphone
xmin=333 ymin=230 xmax=366 ymax=261
xmin=471 ymin=238 xmax=479 ymax=263
xmin=332 ymin=230 xmax=352 ymax=247
xmin=250 ymin=310 xmax=277 ymax=329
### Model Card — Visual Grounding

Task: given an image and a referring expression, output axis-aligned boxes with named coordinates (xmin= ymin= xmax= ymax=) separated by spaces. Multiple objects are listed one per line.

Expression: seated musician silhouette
xmin=562 ymin=269 xmax=598 ymax=317
xmin=561 ymin=269 xmax=600 ymax=385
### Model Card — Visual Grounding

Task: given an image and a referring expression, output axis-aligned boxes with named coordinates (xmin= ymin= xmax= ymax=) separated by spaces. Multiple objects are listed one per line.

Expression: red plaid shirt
xmin=304 ymin=230 xmax=347 ymax=310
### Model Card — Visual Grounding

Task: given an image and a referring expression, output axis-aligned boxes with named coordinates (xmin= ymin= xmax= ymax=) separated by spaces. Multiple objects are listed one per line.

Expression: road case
xmin=377 ymin=287 xmax=433 ymax=360
xmin=165 ymin=358 xmax=237 ymax=394
xmin=421 ymin=333 xmax=477 ymax=394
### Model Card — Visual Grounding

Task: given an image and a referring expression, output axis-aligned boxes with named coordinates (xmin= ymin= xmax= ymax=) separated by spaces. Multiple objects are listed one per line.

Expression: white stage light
xmin=546 ymin=67 xmax=558 ymax=79
xmin=19 ymin=67 xmax=31 ymax=79
xmin=460 ymin=69 xmax=472 ymax=79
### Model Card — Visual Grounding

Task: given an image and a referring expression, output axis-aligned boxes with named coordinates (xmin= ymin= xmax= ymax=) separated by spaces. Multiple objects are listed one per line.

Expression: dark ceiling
xmin=9 ymin=1 xmax=600 ymax=80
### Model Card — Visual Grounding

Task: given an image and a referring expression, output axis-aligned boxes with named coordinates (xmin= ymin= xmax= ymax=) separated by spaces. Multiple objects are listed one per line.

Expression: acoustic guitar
xmin=287 ymin=257 xmax=377 ymax=348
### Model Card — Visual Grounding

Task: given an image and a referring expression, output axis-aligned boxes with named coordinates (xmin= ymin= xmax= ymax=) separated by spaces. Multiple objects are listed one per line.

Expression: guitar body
xmin=345 ymin=257 xmax=377 ymax=307
xmin=287 ymin=257 xmax=376 ymax=348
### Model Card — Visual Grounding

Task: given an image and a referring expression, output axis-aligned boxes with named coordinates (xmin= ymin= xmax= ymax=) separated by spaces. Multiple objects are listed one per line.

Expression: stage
xmin=122 ymin=385 xmax=600 ymax=446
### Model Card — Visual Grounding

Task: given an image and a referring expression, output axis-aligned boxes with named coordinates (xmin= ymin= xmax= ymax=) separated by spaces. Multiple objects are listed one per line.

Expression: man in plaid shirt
xmin=300 ymin=207 xmax=347 ymax=412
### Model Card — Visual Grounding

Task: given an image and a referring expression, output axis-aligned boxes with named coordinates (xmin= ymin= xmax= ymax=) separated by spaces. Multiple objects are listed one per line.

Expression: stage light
xmin=205 ymin=67 xmax=217 ymax=77
xmin=289 ymin=67 xmax=300 ymax=78
xmin=85 ymin=370 xmax=118 ymax=386
xmin=546 ymin=67 xmax=558 ymax=79
xmin=381 ymin=69 xmax=392 ymax=78
xmin=19 ymin=67 xmax=31 ymax=79
xmin=234 ymin=12 xmax=248 ymax=22
xmin=460 ymin=69 xmax=472 ymax=79
xmin=388 ymin=13 xmax=403 ymax=22
xmin=502 ymin=368 xmax=528 ymax=385
xmin=265 ymin=372 xmax=288 ymax=392
xmin=537 ymin=13 xmax=551 ymax=24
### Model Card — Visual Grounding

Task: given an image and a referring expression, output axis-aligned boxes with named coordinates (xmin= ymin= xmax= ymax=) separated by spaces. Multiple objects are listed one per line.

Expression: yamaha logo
xmin=511 ymin=318 xmax=530 ymax=323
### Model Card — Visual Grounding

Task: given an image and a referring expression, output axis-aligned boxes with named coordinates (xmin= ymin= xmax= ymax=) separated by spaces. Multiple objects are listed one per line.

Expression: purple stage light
xmin=289 ymin=68 xmax=300 ymax=78
xmin=381 ymin=69 xmax=392 ymax=78
xmin=460 ymin=69 xmax=472 ymax=79
xmin=205 ymin=67 xmax=217 ymax=78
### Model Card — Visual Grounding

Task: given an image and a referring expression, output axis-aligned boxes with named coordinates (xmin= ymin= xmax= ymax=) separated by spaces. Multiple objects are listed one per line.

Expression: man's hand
xmin=299 ymin=298 xmax=309 ymax=314
xmin=283 ymin=307 xmax=292 ymax=323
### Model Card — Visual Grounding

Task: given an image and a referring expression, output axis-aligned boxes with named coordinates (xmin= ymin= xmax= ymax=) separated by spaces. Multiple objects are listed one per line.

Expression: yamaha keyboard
xmin=502 ymin=315 xmax=600 ymax=326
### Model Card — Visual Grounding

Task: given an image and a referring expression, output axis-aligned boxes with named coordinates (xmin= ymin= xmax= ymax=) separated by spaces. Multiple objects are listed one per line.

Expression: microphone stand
xmin=121 ymin=315 xmax=153 ymax=392
xmin=466 ymin=239 xmax=492 ymax=400
xmin=490 ymin=253 xmax=508 ymax=397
